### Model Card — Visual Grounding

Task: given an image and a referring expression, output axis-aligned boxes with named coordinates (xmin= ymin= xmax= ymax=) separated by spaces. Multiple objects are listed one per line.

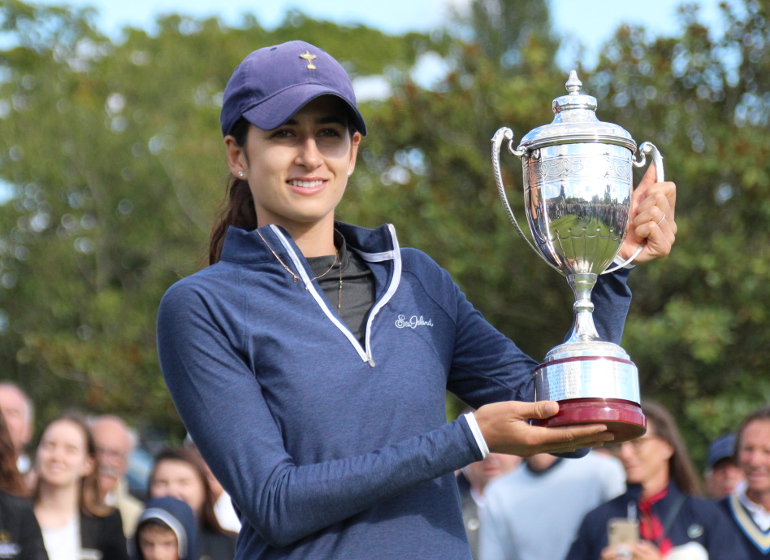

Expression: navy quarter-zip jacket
xmin=157 ymin=222 xmax=632 ymax=560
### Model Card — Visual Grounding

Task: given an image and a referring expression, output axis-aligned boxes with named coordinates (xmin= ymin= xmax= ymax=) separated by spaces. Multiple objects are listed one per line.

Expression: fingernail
xmin=544 ymin=402 xmax=558 ymax=416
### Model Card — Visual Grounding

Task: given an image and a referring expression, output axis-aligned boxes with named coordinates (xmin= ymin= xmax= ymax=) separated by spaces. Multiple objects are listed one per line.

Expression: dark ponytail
xmin=209 ymin=118 xmax=256 ymax=265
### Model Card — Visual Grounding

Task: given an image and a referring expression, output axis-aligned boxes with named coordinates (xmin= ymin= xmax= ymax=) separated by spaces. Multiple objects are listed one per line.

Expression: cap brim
xmin=241 ymin=84 xmax=367 ymax=136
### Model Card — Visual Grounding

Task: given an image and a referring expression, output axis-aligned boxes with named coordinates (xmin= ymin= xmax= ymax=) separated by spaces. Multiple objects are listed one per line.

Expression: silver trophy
xmin=491 ymin=71 xmax=664 ymax=442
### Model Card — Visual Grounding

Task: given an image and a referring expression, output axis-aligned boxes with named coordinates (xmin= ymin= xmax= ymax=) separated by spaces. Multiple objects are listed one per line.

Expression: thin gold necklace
xmin=257 ymin=230 xmax=343 ymax=312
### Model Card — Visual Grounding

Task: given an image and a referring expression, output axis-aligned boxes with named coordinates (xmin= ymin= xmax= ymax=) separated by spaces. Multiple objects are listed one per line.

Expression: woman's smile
xmin=287 ymin=177 xmax=328 ymax=193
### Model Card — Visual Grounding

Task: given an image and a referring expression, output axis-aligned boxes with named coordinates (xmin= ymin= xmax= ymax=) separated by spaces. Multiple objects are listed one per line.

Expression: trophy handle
xmin=491 ymin=128 xmax=564 ymax=274
xmin=602 ymin=142 xmax=665 ymax=274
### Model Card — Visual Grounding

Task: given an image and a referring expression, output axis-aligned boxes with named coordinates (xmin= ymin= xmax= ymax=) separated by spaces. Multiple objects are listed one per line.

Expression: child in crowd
xmin=134 ymin=497 xmax=197 ymax=560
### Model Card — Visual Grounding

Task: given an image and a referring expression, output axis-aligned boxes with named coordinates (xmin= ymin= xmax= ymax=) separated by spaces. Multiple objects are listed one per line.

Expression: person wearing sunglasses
xmin=566 ymin=401 xmax=748 ymax=560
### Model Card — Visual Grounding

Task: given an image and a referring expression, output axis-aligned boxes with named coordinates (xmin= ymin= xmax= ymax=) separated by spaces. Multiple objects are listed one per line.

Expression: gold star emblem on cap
xmin=299 ymin=50 xmax=317 ymax=70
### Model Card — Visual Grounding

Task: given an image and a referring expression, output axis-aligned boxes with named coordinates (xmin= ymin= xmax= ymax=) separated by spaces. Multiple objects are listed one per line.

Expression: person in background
xmin=90 ymin=415 xmax=144 ymax=538
xmin=133 ymin=496 xmax=197 ymax=560
xmin=183 ymin=436 xmax=240 ymax=533
xmin=33 ymin=412 xmax=128 ymax=560
xmin=480 ymin=450 xmax=625 ymax=560
xmin=720 ymin=406 xmax=770 ymax=559
xmin=0 ymin=409 xmax=48 ymax=560
xmin=0 ymin=382 xmax=34 ymax=475
xmin=457 ymin=453 xmax=521 ymax=559
xmin=566 ymin=401 xmax=748 ymax=560
xmin=148 ymin=447 xmax=236 ymax=560
xmin=705 ymin=433 xmax=743 ymax=500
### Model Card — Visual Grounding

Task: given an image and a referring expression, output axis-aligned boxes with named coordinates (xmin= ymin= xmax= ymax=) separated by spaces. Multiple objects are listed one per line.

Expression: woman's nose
xmin=295 ymin=138 xmax=322 ymax=169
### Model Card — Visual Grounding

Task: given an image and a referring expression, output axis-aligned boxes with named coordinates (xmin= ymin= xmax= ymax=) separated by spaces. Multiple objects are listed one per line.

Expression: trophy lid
xmin=517 ymin=71 xmax=636 ymax=152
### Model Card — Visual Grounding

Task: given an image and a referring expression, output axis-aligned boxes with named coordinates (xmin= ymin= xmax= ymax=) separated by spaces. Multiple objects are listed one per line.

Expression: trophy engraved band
xmin=492 ymin=71 xmax=664 ymax=442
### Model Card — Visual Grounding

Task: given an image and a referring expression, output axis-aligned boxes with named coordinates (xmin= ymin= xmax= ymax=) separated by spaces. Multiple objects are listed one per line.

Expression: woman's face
xmin=738 ymin=419 xmax=770 ymax=495
xmin=616 ymin=421 xmax=674 ymax=486
xmin=36 ymin=419 xmax=94 ymax=489
xmin=225 ymin=95 xmax=360 ymax=237
xmin=150 ymin=459 xmax=206 ymax=517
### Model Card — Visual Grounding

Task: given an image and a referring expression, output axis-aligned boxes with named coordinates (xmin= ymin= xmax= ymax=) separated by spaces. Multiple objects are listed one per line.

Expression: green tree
xmin=346 ymin=0 xmax=770 ymax=463
xmin=580 ymin=0 xmax=770 ymax=461
xmin=0 ymin=0 xmax=442 ymax=436
xmin=1 ymin=0 xmax=767 ymax=469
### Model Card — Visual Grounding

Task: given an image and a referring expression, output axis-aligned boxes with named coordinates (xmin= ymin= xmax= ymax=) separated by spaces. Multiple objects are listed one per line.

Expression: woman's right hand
xmin=600 ymin=541 xmax=662 ymax=560
xmin=473 ymin=400 xmax=614 ymax=456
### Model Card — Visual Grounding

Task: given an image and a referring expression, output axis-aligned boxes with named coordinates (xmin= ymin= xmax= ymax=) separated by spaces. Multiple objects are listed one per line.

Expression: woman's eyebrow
xmin=281 ymin=116 xmax=347 ymax=126
xmin=316 ymin=116 xmax=346 ymax=125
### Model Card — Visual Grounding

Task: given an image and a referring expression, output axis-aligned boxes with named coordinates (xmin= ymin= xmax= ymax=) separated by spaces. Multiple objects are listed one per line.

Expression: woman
xmin=0 ymin=410 xmax=48 ymax=560
xmin=148 ymin=448 xmax=236 ymax=560
xmin=566 ymin=401 xmax=748 ymax=560
xmin=156 ymin=40 xmax=677 ymax=560
xmin=720 ymin=406 xmax=770 ymax=559
xmin=33 ymin=413 xmax=128 ymax=560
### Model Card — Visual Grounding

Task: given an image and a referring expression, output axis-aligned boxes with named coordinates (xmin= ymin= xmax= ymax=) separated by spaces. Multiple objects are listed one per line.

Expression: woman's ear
xmin=347 ymin=132 xmax=361 ymax=176
xmin=224 ymin=134 xmax=248 ymax=178
xmin=661 ymin=439 xmax=675 ymax=461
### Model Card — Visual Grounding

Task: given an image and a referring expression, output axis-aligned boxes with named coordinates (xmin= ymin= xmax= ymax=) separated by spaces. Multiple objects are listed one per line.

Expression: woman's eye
xmin=270 ymin=129 xmax=294 ymax=139
xmin=318 ymin=128 xmax=342 ymax=138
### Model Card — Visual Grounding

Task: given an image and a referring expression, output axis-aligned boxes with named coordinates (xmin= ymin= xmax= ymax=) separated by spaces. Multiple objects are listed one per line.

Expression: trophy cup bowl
xmin=491 ymin=71 xmax=664 ymax=443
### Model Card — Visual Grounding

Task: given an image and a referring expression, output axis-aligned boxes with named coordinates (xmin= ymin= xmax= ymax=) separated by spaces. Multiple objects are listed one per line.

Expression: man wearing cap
xmin=706 ymin=433 xmax=743 ymax=500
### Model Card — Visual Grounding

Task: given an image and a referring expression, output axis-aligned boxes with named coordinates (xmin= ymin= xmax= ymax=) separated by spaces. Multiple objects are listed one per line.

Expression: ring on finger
xmin=657 ymin=213 xmax=666 ymax=226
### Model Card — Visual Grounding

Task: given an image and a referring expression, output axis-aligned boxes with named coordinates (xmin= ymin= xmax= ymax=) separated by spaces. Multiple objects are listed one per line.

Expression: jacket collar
xmin=219 ymin=222 xmax=396 ymax=265
xmin=626 ymin=482 xmax=682 ymax=514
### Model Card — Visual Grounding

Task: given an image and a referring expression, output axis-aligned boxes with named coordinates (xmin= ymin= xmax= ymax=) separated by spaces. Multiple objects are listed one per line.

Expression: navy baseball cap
xmin=707 ymin=433 xmax=736 ymax=470
xmin=220 ymin=40 xmax=367 ymax=137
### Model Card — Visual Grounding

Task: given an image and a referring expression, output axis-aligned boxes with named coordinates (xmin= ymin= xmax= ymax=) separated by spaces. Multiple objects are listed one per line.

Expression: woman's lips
xmin=286 ymin=178 xmax=327 ymax=194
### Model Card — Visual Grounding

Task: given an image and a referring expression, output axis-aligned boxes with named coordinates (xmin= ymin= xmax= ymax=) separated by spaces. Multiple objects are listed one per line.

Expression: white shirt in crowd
xmin=737 ymin=480 xmax=770 ymax=531
xmin=41 ymin=515 xmax=80 ymax=560
xmin=215 ymin=490 xmax=242 ymax=533
xmin=479 ymin=452 xmax=626 ymax=560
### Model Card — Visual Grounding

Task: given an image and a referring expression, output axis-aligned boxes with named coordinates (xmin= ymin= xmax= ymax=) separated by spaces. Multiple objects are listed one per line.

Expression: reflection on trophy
xmin=491 ymin=71 xmax=664 ymax=443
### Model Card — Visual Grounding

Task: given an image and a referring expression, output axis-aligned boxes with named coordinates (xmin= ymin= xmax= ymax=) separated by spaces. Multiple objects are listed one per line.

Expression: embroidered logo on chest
xmin=687 ymin=524 xmax=704 ymax=539
xmin=395 ymin=314 xmax=434 ymax=329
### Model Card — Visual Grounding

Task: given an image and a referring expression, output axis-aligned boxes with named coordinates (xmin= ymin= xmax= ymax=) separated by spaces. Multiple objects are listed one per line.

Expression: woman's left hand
xmin=617 ymin=162 xmax=677 ymax=264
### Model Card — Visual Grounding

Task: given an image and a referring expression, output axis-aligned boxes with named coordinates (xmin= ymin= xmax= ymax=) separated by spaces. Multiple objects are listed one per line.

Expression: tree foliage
xmin=0 ymin=0 xmax=442 ymax=436
xmin=0 ymin=0 xmax=767 ymax=464
xmin=579 ymin=0 xmax=770 ymax=460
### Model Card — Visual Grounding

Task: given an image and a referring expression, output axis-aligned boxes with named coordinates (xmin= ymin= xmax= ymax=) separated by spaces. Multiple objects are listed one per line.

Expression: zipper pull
xmin=367 ymin=356 xmax=376 ymax=367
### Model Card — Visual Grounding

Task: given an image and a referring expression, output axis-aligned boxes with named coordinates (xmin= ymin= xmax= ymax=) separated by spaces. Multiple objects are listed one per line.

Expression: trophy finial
xmin=565 ymin=70 xmax=582 ymax=94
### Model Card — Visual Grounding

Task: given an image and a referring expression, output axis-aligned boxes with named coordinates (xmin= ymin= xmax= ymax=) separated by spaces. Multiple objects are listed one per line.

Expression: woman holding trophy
xmin=156 ymin=40 xmax=677 ymax=560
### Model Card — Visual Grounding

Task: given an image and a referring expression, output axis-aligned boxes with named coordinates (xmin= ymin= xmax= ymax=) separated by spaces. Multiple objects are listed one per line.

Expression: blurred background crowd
xmin=1 ymin=383 xmax=769 ymax=559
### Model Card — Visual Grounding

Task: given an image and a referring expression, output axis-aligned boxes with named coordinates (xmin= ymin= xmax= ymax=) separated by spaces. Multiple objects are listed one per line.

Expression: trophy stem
xmin=567 ymin=273 xmax=600 ymax=343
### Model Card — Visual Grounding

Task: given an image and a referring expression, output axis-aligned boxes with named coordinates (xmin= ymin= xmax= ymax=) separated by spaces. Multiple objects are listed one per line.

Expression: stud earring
xmin=238 ymin=171 xmax=245 ymax=178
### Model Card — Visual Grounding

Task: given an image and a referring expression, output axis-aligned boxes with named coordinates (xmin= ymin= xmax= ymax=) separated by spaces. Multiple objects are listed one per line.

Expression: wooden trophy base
xmin=532 ymin=398 xmax=646 ymax=444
